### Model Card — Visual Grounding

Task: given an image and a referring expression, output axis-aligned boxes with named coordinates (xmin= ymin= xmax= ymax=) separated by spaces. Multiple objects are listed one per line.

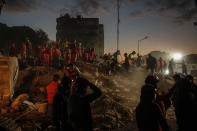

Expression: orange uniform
xmin=85 ymin=52 xmax=89 ymax=62
xmin=49 ymin=48 xmax=54 ymax=65
xmin=22 ymin=43 xmax=26 ymax=53
xmin=47 ymin=81 xmax=59 ymax=104
xmin=66 ymin=53 xmax=72 ymax=64
xmin=55 ymin=48 xmax=61 ymax=57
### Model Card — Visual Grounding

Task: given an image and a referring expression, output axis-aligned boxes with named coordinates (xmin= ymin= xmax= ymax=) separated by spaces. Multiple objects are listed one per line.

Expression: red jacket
xmin=55 ymin=48 xmax=61 ymax=56
xmin=47 ymin=81 xmax=59 ymax=104
xmin=49 ymin=48 xmax=53 ymax=57
xmin=41 ymin=47 xmax=46 ymax=54
xmin=22 ymin=44 xmax=26 ymax=52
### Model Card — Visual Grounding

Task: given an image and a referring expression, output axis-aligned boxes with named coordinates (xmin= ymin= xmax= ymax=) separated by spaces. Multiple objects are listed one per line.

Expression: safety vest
xmin=47 ymin=81 xmax=58 ymax=104
xmin=22 ymin=44 xmax=26 ymax=52
xmin=157 ymin=61 xmax=161 ymax=68
xmin=49 ymin=48 xmax=53 ymax=57
xmin=85 ymin=52 xmax=89 ymax=60
xmin=41 ymin=47 xmax=46 ymax=54
xmin=55 ymin=48 xmax=61 ymax=56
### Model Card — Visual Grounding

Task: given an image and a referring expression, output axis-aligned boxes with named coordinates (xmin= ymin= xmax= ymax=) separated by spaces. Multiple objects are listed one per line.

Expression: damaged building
xmin=56 ymin=14 xmax=104 ymax=57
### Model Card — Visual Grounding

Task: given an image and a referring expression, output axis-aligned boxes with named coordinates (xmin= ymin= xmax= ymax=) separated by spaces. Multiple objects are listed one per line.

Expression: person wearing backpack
xmin=67 ymin=77 xmax=102 ymax=131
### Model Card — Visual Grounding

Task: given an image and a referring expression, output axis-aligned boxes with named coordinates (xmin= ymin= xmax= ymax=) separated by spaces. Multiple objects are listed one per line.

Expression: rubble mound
xmin=0 ymin=64 xmax=136 ymax=130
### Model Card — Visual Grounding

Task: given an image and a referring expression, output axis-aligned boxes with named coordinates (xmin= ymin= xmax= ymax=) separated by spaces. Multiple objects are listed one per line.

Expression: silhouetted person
xmin=172 ymin=75 xmax=197 ymax=131
xmin=124 ymin=53 xmax=130 ymax=71
xmin=67 ymin=77 xmax=102 ymax=131
xmin=146 ymin=54 xmax=157 ymax=74
xmin=168 ymin=58 xmax=174 ymax=75
xmin=136 ymin=75 xmax=169 ymax=131
xmin=182 ymin=60 xmax=187 ymax=75
xmin=53 ymin=76 xmax=73 ymax=131
xmin=9 ymin=43 xmax=18 ymax=57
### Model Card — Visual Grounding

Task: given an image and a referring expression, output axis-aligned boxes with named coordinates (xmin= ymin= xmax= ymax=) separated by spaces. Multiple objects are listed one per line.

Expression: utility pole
xmin=117 ymin=0 xmax=120 ymax=51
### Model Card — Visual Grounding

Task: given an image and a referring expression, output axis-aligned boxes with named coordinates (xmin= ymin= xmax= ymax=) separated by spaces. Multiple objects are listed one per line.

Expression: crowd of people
xmin=100 ymin=51 xmax=170 ymax=75
xmin=46 ymin=64 xmax=102 ymax=131
xmin=3 ymin=39 xmax=197 ymax=131
xmin=8 ymin=39 xmax=97 ymax=68
xmin=136 ymin=74 xmax=197 ymax=131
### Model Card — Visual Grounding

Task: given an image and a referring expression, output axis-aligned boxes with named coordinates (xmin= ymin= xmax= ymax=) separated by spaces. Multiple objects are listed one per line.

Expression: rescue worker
xmin=71 ymin=40 xmax=78 ymax=63
xmin=9 ymin=43 xmax=18 ymax=57
xmin=67 ymin=77 xmax=102 ymax=131
xmin=168 ymin=58 xmax=174 ymax=75
xmin=124 ymin=53 xmax=129 ymax=72
xmin=182 ymin=60 xmax=187 ymax=75
xmin=146 ymin=54 xmax=157 ymax=74
xmin=26 ymin=39 xmax=32 ymax=58
xmin=36 ymin=45 xmax=41 ymax=66
xmin=22 ymin=42 xmax=27 ymax=61
xmin=158 ymin=57 xmax=164 ymax=73
xmin=53 ymin=76 xmax=73 ymax=131
xmin=47 ymin=74 xmax=61 ymax=117
xmin=129 ymin=51 xmax=136 ymax=64
xmin=84 ymin=49 xmax=89 ymax=62
xmin=54 ymin=46 xmax=61 ymax=68
xmin=55 ymin=39 xmax=61 ymax=48
xmin=41 ymin=45 xmax=46 ymax=66
xmin=62 ymin=40 xmax=69 ymax=52
xmin=89 ymin=48 xmax=96 ymax=63
xmin=49 ymin=46 xmax=54 ymax=66
xmin=157 ymin=59 xmax=161 ymax=72
xmin=66 ymin=49 xmax=72 ymax=65
xmin=44 ymin=45 xmax=50 ymax=66
xmin=64 ymin=63 xmax=79 ymax=96
xmin=136 ymin=75 xmax=170 ymax=131
xmin=78 ymin=43 xmax=82 ymax=59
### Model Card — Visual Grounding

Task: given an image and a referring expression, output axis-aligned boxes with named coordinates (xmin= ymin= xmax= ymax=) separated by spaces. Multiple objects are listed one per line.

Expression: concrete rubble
xmin=0 ymin=63 xmax=177 ymax=131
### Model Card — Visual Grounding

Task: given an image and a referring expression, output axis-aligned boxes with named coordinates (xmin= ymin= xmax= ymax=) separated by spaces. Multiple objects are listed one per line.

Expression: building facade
xmin=56 ymin=14 xmax=104 ymax=57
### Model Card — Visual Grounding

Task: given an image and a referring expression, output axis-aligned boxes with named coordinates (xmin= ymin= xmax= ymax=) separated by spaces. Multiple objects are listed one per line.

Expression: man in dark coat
xmin=67 ymin=77 xmax=102 ymax=131
xmin=53 ymin=76 xmax=73 ymax=131
xmin=146 ymin=54 xmax=157 ymax=74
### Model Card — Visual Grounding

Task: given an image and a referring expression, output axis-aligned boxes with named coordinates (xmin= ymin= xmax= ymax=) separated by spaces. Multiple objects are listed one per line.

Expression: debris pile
xmin=0 ymin=64 xmax=136 ymax=130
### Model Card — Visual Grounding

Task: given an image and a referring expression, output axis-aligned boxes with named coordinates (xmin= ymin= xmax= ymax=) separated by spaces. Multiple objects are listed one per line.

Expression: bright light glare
xmin=165 ymin=69 xmax=169 ymax=75
xmin=173 ymin=53 xmax=183 ymax=60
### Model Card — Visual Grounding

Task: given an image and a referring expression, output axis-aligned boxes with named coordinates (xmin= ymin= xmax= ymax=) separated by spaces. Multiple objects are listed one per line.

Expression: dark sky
xmin=0 ymin=0 xmax=197 ymax=55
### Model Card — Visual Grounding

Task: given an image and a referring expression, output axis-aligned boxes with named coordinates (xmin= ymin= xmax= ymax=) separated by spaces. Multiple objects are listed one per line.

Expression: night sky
xmin=0 ymin=0 xmax=197 ymax=55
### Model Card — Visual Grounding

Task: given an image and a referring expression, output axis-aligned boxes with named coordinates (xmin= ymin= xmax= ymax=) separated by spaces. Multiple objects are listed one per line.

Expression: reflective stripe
xmin=47 ymin=92 xmax=56 ymax=94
